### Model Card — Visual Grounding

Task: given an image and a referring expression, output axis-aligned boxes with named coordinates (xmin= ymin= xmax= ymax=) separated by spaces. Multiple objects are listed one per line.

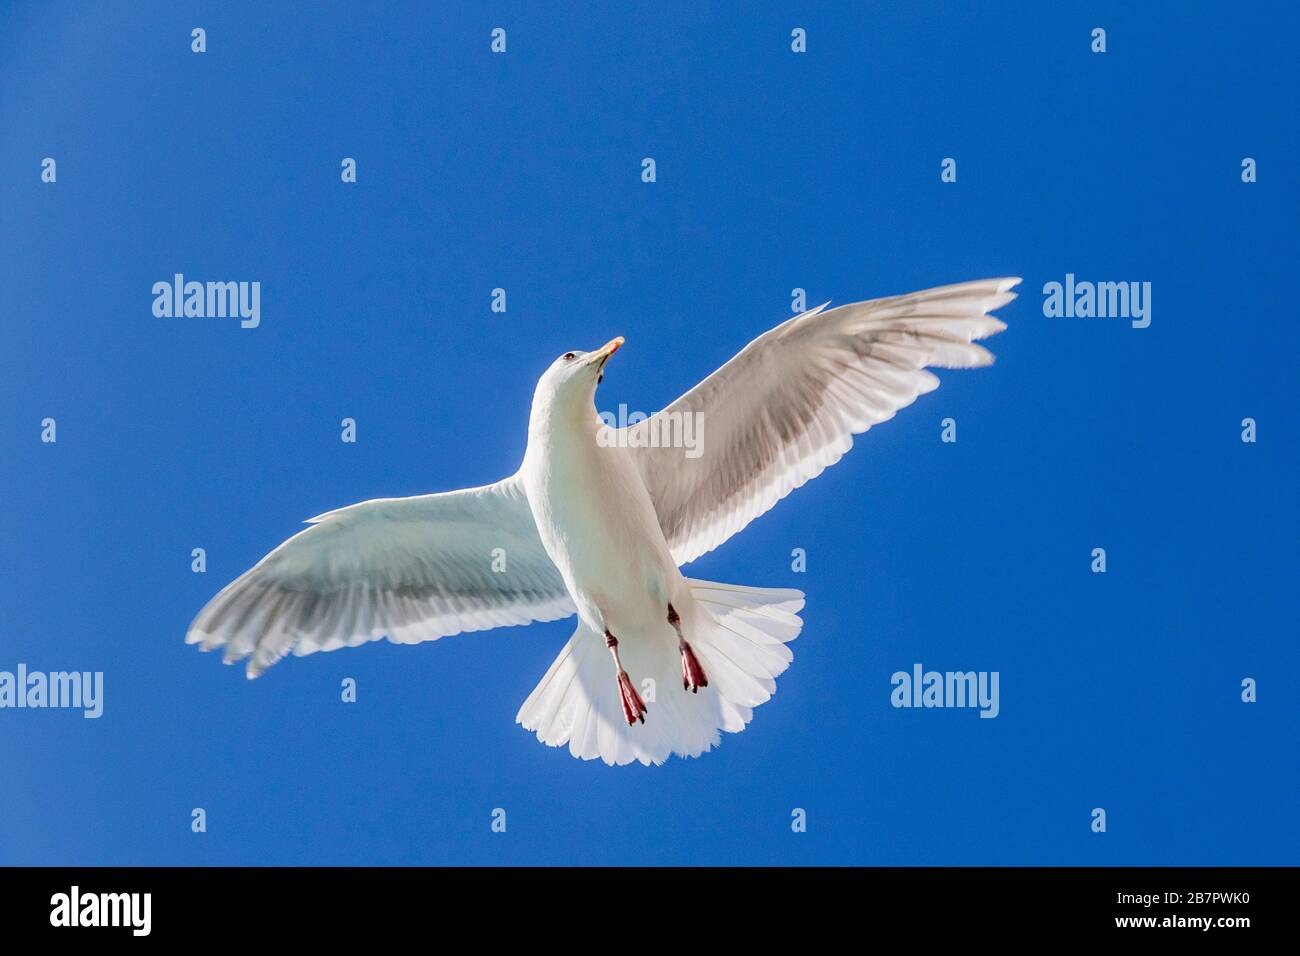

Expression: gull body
xmin=187 ymin=277 xmax=1020 ymax=765
xmin=520 ymin=339 xmax=710 ymax=727
xmin=522 ymin=342 xmax=683 ymax=646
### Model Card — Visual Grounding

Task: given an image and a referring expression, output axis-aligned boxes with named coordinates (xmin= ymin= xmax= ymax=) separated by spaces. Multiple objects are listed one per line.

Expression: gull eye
xmin=563 ymin=352 xmax=576 ymax=361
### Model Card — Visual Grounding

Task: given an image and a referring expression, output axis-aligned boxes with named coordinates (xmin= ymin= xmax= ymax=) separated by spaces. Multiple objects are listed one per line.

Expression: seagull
xmin=188 ymin=277 xmax=1019 ymax=765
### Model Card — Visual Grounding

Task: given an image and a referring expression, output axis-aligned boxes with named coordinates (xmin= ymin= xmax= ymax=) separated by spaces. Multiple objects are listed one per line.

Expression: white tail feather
xmin=515 ymin=579 xmax=804 ymax=766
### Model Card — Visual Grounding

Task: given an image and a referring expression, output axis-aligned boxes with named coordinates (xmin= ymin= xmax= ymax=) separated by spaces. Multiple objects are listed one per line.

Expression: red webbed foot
xmin=617 ymin=671 xmax=647 ymax=725
xmin=680 ymin=642 xmax=709 ymax=693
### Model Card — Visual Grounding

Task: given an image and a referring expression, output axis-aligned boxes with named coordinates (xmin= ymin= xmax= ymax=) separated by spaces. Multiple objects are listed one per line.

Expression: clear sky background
xmin=1 ymin=2 xmax=1296 ymax=866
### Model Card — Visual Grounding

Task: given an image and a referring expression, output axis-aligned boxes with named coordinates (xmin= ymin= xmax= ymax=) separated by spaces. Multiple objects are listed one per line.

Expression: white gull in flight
xmin=187 ymin=277 xmax=1020 ymax=765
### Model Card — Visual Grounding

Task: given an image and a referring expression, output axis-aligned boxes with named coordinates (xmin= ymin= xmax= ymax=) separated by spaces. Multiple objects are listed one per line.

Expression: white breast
xmin=522 ymin=417 xmax=680 ymax=638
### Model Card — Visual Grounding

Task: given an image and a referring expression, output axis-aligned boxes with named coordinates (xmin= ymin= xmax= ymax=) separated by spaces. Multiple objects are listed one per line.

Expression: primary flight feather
xmin=188 ymin=277 xmax=1020 ymax=765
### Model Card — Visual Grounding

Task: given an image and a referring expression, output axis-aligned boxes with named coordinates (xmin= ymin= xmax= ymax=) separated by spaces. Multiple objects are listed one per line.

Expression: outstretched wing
xmin=186 ymin=475 xmax=573 ymax=677
xmin=626 ymin=278 xmax=1020 ymax=565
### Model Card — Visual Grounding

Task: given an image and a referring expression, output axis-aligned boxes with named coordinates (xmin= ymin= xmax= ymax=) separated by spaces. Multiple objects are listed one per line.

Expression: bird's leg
xmin=668 ymin=603 xmax=708 ymax=693
xmin=605 ymin=630 xmax=646 ymax=725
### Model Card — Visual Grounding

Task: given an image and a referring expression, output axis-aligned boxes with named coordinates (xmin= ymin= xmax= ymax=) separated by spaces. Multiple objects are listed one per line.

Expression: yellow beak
xmin=587 ymin=336 xmax=624 ymax=368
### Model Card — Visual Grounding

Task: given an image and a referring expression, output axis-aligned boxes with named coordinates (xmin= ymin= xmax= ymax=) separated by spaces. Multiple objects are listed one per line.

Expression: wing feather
xmin=186 ymin=475 xmax=573 ymax=676
xmin=627 ymin=278 xmax=1020 ymax=564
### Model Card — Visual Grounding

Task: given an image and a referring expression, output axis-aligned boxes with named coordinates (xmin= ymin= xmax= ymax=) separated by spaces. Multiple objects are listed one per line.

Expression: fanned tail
xmin=515 ymin=579 xmax=803 ymax=766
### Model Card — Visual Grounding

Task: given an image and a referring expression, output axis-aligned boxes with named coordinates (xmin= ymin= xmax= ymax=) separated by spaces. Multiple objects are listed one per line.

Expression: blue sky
xmin=1 ymin=2 xmax=1296 ymax=865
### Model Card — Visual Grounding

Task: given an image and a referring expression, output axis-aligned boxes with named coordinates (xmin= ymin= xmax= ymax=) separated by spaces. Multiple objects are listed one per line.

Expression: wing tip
xmin=974 ymin=317 xmax=1008 ymax=343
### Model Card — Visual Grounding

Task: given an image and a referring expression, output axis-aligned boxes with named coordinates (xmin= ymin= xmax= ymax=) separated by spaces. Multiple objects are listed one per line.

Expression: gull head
xmin=530 ymin=336 xmax=623 ymax=421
